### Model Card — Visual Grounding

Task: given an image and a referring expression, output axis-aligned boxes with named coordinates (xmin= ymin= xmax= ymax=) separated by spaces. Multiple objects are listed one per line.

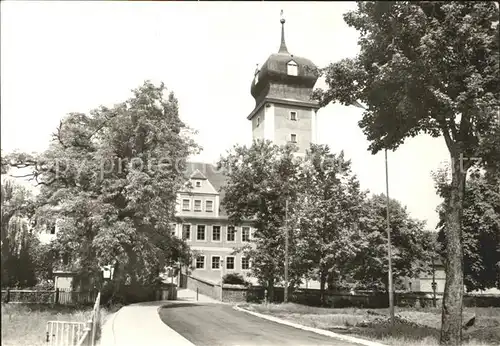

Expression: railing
xmin=46 ymin=292 xmax=101 ymax=346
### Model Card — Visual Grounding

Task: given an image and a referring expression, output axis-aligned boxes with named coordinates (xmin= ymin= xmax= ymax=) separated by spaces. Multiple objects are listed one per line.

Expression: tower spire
xmin=279 ymin=10 xmax=289 ymax=54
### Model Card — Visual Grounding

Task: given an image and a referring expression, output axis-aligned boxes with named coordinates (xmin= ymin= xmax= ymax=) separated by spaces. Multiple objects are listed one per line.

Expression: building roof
xmin=250 ymin=13 xmax=318 ymax=103
xmin=184 ymin=162 xmax=228 ymax=215
xmin=190 ymin=169 xmax=208 ymax=180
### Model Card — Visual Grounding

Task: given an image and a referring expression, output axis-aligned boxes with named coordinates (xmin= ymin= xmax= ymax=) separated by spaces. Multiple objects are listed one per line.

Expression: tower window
xmin=256 ymin=117 xmax=260 ymax=127
xmin=290 ymin=134 xmax=297 ymax=143
xmin=195 ymin=181 xmax=201 ymax=187
xmin=290 ymin=111 xmax=297 ymax=121
xmin=287 ymin=61 xmax=298 ymax=76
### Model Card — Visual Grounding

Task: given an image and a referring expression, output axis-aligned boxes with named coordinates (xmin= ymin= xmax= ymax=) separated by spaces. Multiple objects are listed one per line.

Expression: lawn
xmin=238 ymin=303 xmax=500 ymax=346
xmin=1 ymin=303 xmax=111 ymax=346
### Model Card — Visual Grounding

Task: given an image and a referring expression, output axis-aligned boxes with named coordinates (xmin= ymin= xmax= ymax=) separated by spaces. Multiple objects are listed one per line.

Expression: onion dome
xmin=250 ymin=10 xmax=319 ymax=105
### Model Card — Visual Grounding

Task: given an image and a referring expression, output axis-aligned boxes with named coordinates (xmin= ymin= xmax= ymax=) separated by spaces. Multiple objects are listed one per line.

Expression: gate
xmin=46 ymin=321 xmax=86 ymax=346
xmin=46 ymin=292 xmax=101 ymax=346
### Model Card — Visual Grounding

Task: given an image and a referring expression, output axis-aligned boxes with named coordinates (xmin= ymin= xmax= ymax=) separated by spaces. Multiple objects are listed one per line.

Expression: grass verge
xmin=238 ymin=303 xmax=500 ymax=346
xmin=1 ymin=303 xmax=112 ymax=346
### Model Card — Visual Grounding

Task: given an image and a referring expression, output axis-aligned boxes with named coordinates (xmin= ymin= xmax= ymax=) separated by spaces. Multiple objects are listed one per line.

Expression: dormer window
xmin=287 ymin=60 xmax=298 ymax=76
xmin=255 ymin=73 xmax=259 ymax=85
xmin=195 ymin=181 xmax=201 ymax=188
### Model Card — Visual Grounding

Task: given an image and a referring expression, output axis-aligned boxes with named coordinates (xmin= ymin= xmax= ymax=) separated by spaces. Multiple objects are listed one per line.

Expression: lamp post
xmin=220 ymin=258 xmax=224 ymax=302
xmin=284 ymin=197 xmax=289 ymax=303
xmin=352 ymin=101 xmax=394 ymax=326
xmin=432 ymin=257 xmax=437 ymax=308
xmin=385 ymin=148 xmax=395 ymax=326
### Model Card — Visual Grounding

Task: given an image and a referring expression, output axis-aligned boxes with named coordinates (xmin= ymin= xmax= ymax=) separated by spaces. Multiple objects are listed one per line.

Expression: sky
xmin=1 ymin=1 xmax=450 ymax=229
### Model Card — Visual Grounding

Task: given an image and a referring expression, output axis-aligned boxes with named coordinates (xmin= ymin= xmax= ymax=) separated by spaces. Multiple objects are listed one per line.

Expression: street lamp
xmin=220 ymin=258 xmax=224 ymax=302
xmin=432 ymin=257 xmax=437 ymax=308
xmin=385 ymin=148 xmax=395 ymax=325
xmin=352 ymin=101 xmax=394 ymax=326
xmin=284 ymin=197 xmax=289 ymax=303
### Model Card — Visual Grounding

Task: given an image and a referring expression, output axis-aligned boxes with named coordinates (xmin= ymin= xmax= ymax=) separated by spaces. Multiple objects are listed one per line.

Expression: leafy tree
xmin=435 ymin=167 xmax=500 ymax=292
xmin=218 ymin=140 xmax=305 ymax=301
xmin=5 ymin=81 xmax=198 ymax=292
xmin=347 ymin=194 xmax=434 ymax=291
xmin=313 ymin=2 xmax=499 ymax=343
xmin=296 ymin=144 xmax=366 ymax=304
xmin=0 ymin=179 xmax=38 ymax=288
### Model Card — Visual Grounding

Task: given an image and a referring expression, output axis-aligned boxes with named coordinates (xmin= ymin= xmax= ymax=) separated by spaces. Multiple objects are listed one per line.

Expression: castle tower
xmin=248 ymin=11 xmax=319 ymax=154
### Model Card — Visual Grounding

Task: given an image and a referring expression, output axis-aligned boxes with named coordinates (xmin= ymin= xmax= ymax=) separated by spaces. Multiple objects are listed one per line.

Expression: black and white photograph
xmin=1 ymin=1 xmax=499 ymax=346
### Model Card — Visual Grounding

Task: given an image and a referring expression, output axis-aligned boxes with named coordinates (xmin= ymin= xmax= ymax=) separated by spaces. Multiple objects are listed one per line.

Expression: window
xmin=197 ymin=225 xmax=206 ymax=241
xmin=242 ymin=227 xmax=250 ymax=242
xmin=227 ymin=226 xmax=236 ymax=242
xmin=242 ymin=257 xmax=250 ymax=270
xmin=50 ymin=224 xmax=56 ymax=235
xmin=226 ymin=257 xmax=235 ymax=270
xmin=196 ymin=256 xmax=205 ymax=269
xmin=212 ymin=226 xmax=221 ymax=241
xmin=182 ymin=224 xmax=191 ymax=240
xmin=195 ymin=181 xmax=201 ymax=187
xmin=170 ymin=224 xmax=176 ymax=237
xmin=287 ymin=60 xmax=298 ymax=76
xmin=256 ymin=117 xmax=260 ymax=127
xmin=194 ymin=200 xmax=202 ymax=212
xmin=290 ymin=134 xmax=297 ymax=143
xmin=182 ymin=199 xmax=190 ymax=211
xmin=255 ymin=73 xmax=259 ymax=85
xmin=290 ymin=111 xmax=297 ymax=121
xmin=212 ymin=256 xmax=220 ymax=269
xmin=206 ymin=200 xmax=213 ymax=212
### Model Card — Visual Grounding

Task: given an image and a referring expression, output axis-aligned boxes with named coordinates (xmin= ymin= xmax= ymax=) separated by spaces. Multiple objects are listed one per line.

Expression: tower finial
xmin=279 ymin=10 xmax=289 ymax=54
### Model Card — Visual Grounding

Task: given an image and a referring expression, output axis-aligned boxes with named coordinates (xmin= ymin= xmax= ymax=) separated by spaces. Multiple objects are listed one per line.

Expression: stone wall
xmin=185 ymin=275 xmax=219 ymax=300
xmin=181 ymin=276 xmax=500 ymax=308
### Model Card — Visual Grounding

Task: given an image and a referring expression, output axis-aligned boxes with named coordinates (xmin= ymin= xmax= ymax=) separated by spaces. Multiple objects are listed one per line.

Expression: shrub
xmin=222 ymin=273 xmax=249 ymax=286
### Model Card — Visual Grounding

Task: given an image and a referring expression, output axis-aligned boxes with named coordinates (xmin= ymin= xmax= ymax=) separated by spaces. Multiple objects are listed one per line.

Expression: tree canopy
xmin=218 ymin=140 xmax=304 ymax=300
xmin=4 ymin=81 xmax=198 ymax=290
xmin=313 ymin=2 xmax=499 ymax=343
xmin=435 ymin=167 xmax=500 ymax=292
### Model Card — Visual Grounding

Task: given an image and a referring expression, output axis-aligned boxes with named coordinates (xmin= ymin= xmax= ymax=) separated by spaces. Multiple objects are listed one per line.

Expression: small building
xmin=53 ymin=270 xmax=77 ymax=291
xmin=404 ymin=258 xmax=446 ymax=293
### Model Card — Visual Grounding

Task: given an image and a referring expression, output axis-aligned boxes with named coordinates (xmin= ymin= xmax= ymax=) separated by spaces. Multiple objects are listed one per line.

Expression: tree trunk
xmin=319 ymin=270 xmax=327 ymax=306
xmin=440 ymin=158 xmax=467 ymax=345
xmin=327 ymin=271 xmax=335 ymax=291
xmin=267 ymin=278 xmax=275 ymax=302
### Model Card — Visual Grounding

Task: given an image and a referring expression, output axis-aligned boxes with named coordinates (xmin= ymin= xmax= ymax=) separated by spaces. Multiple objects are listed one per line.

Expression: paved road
xmin=159 ymin=303 xmax=358 ymax=346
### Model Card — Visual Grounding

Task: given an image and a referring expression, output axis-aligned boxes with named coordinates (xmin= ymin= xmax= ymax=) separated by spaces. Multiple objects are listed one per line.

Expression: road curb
xmin=233 ymin=305 xmax=386 ymax=346
xmin=97 ymin=306 xmax=121 ymax=346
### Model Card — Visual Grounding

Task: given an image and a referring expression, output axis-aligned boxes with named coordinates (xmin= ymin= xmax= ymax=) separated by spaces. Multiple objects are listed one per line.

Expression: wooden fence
xmin=1 ymin=288 xmax=97 ymax=305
